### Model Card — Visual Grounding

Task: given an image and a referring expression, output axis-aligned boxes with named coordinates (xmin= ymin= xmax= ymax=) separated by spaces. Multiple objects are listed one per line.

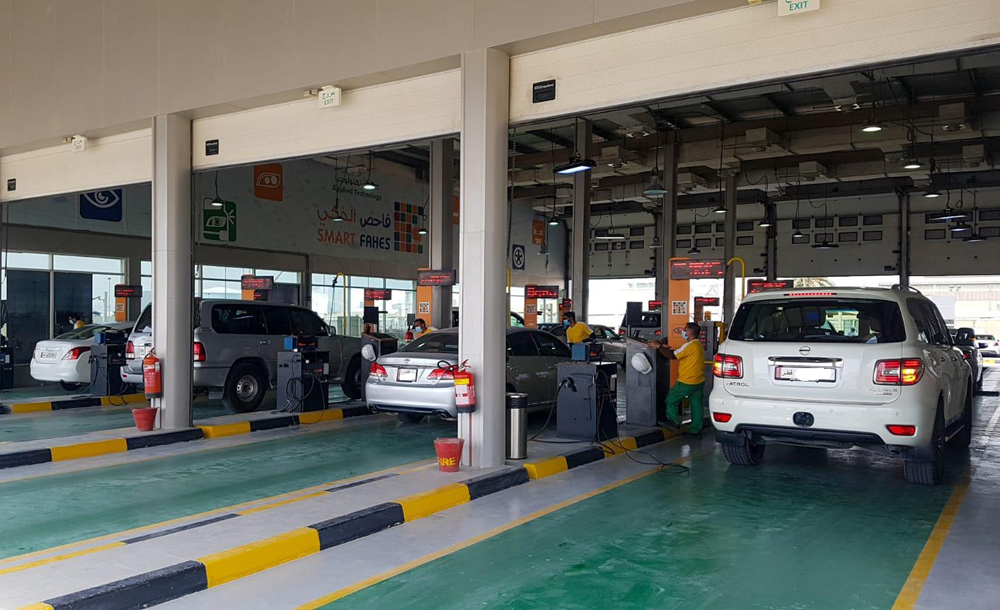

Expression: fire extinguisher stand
xmin=140 ymin=349 xmax=163 ymax=430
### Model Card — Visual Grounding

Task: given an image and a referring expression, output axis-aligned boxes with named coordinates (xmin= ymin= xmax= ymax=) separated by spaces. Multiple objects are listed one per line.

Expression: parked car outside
xmin=365 ymin=327 xmax=570 ymax=423
xmin=711 ymin=286 xmax=973 ymax=485
xmin=950 ymin=327 xmax=984 ymax=390
xmin=976 ymin=333 xmax=999 ymax=357
xmin=123 ymin=301 xmax=363 ymax=412
xmin=617 ymin=311 xmax=663 ymax=341
xmin=30 ymin=322 xmax=135 ymax=391
xmin=546 ymin=323 xmax=627 ymax=366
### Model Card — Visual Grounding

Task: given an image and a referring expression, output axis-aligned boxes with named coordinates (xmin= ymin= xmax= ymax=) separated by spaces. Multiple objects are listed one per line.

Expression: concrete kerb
xmin=0 ymin=405 xmax=373 ymax=470
xmin=18 ymin=426 xmax=679 ymax=609
xmin=1 ymin=394 xmax=147 ymax=415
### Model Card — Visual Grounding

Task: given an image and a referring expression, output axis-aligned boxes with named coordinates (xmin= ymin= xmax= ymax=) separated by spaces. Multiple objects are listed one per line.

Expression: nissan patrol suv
xmin=711 ymin=286 xmax=973 ymax=485
xmin=123 ymin=300 xmax=364 ymax=413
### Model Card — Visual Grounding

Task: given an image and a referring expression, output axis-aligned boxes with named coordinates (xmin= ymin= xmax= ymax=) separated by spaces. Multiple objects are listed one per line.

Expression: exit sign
xmin=779 ymin=0 xmax=820 ymax=16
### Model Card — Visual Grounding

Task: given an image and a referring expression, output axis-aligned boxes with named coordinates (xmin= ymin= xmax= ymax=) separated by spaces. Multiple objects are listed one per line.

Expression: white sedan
xmin=30 ymin=323 xmax=134 ymax=391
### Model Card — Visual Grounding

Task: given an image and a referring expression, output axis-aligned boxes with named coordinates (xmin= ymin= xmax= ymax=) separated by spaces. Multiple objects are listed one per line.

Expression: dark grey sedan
xmin=365 ymin=327 xmax=570 ymax=423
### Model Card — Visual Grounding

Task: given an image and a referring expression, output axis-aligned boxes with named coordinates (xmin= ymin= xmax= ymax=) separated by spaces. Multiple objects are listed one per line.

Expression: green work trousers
xmin=666 ymin=381 xmax=705 ymax=434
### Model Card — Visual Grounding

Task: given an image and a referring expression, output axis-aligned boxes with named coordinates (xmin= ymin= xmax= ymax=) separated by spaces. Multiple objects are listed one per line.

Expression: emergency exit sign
xmin=779 ymin=0 xmax=820 ymax=16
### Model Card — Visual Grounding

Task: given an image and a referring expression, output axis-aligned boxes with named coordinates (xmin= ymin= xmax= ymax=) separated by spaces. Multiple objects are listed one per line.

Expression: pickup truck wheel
xmin=953 ymin=385 xmax=974 ymax=449
xmin=223 ymin=363 xmax=266 ymax=414
xmin=904 ymin=406 xmax=944 ymax=485
xmin=341 ymin=355 xmax=363 ymax=400
xmin=397 ymin=413 xmax=425 ymax=424
xmin=722 ymin=437 xmax=765 ymax=466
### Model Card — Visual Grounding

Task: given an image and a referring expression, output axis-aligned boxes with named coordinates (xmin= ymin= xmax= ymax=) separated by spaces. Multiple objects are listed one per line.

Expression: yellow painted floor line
xmin=0 ymin=459 xmax=434 ymax=568
xmin=891 ymin=404 xmax=1000 ymax=609
xmin=0 ymin=542 xmax=125 ymax=578
xmin=297 ymin=445 xmax=718 ymax=609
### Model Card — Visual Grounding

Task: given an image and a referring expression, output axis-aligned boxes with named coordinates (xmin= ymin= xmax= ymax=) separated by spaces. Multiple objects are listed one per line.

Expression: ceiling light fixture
xmin=209 ymin=196 xmax=224 ymax=208
xmin=950 ymin=221 xmax=972 ymax=233
xmin=963 ymin=232 xmax=986 ymax=243
xmin=687 ymin=245 xmax=701 ymax=255
xmin=924 ymin=188 xmax=942 ymax=199
xmin=594 ymin=232 xmax=626 ymax=241
xmin=713 ymin=204 xmax=727 ymax=215
xmin=861 ymin=119 xmax=884 ymax=133
xmin=649 ymin=236 xmax=662 ymax=249
xmin=554 ymin=153 xmax=596 ymax=175
xmin=903 ymin=158 xmax=923 ymax=170
xmin=811 ymin=240 xmax=840 ymax=250
xmin=548 ymin=217 xmax=560 ymax=226
xmin=759 ymin=219 xmax=772 ymax=228
xmin=417 ymin=227 xmax=428 ymax=235
xmin=362 ymin=152 xmax=377 ymax=190
xmin=937 ymin=206 xmax=965 ymax=221
xmin=792 ymin=228 xmax=805 ymax=239
xmin=643 ymin=175 xmax=669 ymax=197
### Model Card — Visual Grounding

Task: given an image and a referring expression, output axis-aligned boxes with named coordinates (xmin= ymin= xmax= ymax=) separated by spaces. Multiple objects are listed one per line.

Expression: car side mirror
xmin=328 ymin=325 xmax=337 ymax=336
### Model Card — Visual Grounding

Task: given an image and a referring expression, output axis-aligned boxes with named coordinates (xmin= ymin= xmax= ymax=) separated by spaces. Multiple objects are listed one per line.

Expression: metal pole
xmin=657 ymin=134 xmax=678 ymax=339
xmin=570 ymin=119 xmax=592 ymax=320
xmin=723 ymin=173 xmax=738 ymax=326
xmin=898 ymin=190 xmax=910 ymax=288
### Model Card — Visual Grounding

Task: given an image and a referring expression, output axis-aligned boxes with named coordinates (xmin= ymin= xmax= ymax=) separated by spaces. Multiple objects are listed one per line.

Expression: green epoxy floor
xmin=0 ymin=403 xmax=232 ymax=443
xmin=326 ymin=445 xmax=959 ymax=610
xmin=0 ymin=418 xmax=449 ymax=559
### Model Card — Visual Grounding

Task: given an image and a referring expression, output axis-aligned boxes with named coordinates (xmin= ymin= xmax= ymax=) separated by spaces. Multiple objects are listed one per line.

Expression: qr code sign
xmin=418 ymin=302 xmax=431 ymax=314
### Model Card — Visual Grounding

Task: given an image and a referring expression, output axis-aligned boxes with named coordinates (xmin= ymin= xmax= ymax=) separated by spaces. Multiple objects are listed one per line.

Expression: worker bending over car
xmin=647 ymin=322 xmax=705 ymax=439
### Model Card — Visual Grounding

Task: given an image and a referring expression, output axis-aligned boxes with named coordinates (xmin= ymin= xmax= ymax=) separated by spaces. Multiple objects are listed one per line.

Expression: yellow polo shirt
xmin=566 ymin=322 xmax=592 ymax=344
xmin=674 ymin=339 xmax=705 ymax=385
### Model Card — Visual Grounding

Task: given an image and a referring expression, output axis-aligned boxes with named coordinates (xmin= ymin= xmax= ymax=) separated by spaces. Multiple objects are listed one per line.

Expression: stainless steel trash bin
xmin=506 ymin=392 xmax=528 ymax=460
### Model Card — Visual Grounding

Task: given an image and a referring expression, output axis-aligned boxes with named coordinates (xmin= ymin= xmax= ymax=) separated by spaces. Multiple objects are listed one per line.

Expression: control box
xmin=90 ymin=343 xmax=127 ymax=396
xmin=0 ymin=345 xmax=13 ymax=390
xmin=277 ymin=350 xmax=329 ymax=412
xmin=624 ymin=340 xmax=667 ymax=427
xmin=556 ymin=361 xmax=618 ymax=442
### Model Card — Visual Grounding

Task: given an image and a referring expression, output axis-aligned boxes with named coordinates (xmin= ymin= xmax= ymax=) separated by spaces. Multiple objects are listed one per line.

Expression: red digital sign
xmin=241 ymin=275 xmax=274 ymax=291
xmin=670 ymin=259 xmax=726 ymax=280
xmin=648 ymin=300 xmax=662 ymax=310
xmin=364 ymin=288 xmax=392 ymax=301
xmin=747 ymin=279 xmax=795 ymax=293
xmin=417 ymin=269 xmax=457 ymax=287
xmin=114 ymin=284 xmax=142 ymax=298
xmin=694 ymin=297 xmax=720 ymax=306
xmin=525 ymin=285 xmax=560 ymax=299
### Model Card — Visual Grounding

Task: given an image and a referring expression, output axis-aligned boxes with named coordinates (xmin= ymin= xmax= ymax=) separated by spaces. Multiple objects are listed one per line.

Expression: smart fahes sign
xmin=747 ymin=279 xmax=794 ymax=293
xmin=417 ymin=269 xmax=457 ymax=287
xmin=670 ymin=260 xmax=726 ymax=280
xmin=241 ymin=275 xmax=274 ymax=291
xmin=525 ymin=285 xmax=560 ymax=299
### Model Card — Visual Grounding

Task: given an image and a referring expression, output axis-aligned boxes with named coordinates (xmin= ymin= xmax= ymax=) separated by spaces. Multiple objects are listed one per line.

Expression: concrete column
xmin=151 ymin=115 xmax=193 ymax=429
xmin=570 ymin=119 xmax=592 ymax=319
xmin=125 ymin=253 xmax=142 ymax=320
xmin=458 ymin=48 xmax=509 ymax=469
xmin=898 ymin=191 xmax=910 ymax=288
xmin=657 ymin=136 xmax=678 ymax=339
xmin=765 ymin=207 xmax=778 ymax=281
xmin=302 ymin=255 xmax=312 ymax=307
xmin=722 ymin=173 xmax=738 ymax=326
xmin=430 ymin=138 xmax=455 ymax=329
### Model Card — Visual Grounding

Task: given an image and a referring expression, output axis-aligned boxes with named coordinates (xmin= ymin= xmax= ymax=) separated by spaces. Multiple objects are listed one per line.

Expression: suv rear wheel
xmin=223 ymin=362 xmax=267 ymax=413
xmin=904 ymin=405 xmax=945 ymax=485
xmin=722 ymin=436 xmax=766 ymax=466
xmin=341 ymin=355 xmax=363 ymax=400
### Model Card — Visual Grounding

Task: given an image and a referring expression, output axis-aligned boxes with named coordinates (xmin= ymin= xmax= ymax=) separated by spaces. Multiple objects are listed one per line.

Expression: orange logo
xmin=254 ymin=163 xmax=283 ymax=201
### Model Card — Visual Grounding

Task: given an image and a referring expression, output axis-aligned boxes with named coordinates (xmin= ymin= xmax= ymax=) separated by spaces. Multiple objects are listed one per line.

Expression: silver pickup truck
xmin=122 ymin=300 xmax=363 ymax=413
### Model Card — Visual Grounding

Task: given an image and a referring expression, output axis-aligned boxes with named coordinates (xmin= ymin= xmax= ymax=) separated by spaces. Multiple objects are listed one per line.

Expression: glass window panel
xmin=201 ymin=265 xmax=228 ymax=280
xmin=141 ymin=261 xmax=152 ymax=276
xmin=6 ymin=252 xmax=50 ymax=270
xmin=385 ymin=278 xmax=414 ymax=290
xmin=91 ymin=273 xmax=124 ymax=324
xmin=202 ymin=279 xmax=241 ymax=300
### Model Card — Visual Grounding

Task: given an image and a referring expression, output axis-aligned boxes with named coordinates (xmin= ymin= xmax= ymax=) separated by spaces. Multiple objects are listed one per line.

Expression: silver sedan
xmin=365 ymin=327 xmax=570 ymax=423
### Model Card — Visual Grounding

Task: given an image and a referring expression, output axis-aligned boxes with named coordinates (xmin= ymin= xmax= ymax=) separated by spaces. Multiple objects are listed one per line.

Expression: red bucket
xmin=133 ymin=407 xmax=158 ymax=432
xmin=434 ymin=438 xmax=465 ymax=472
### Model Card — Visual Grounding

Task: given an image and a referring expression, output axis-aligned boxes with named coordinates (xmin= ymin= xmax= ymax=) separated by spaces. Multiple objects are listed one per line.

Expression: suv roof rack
xmin=891 ymin=284 xmax=923 ymax=295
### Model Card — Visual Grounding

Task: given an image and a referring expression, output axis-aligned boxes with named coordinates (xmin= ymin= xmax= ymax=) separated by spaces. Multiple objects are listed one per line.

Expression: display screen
xmin=747 ymin=279 xmax=794 ymax=293
xmin=114 ymin=284 xmax=142 ymax=298
xmin=694 ymin=297 xmax=720 ymax=306
xmin=364 ymin=288 xmax=392 ymax=301
xmin=648 ymin=300 xmax=662 ymax=310
xmin=417 ymin=269 xmax=457 ymax=286
xmin=241 ymin=275 xmax=274 ymax=290
xmin=525 ymin=285 xmax=560 ymax=299
xmin=670 ymin=259 xmax=726 ymax=279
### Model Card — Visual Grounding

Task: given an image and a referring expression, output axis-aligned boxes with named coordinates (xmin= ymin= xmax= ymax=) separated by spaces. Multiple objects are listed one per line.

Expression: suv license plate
xmin=775 ymin=366 xmax=835 ymax=382
xmin=40 ymin=352 xmax=57 ymax=359
xmin=397 ymin=368 xmax=417 ymax=382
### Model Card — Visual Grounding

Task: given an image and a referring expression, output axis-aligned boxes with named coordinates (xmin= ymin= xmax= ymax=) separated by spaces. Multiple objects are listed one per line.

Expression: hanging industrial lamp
xmin=363 ymin=152 xmax=377 ymax=190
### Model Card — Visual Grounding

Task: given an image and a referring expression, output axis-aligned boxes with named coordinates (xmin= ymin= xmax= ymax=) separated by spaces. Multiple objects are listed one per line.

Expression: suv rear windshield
xmin=729 ymin=298 xmax=906 ymax=343
xmin=400 ymin=333 xmax=459 ymax=354
xmin=619 ymin=312 xmax=661 ymax=327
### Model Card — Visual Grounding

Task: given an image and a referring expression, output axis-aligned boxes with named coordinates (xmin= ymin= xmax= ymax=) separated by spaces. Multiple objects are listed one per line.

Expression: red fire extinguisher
xmin=453 ymin=361 xmax=476 ymax=414
xmin=143 ymin=349 xmax=163 ymax=399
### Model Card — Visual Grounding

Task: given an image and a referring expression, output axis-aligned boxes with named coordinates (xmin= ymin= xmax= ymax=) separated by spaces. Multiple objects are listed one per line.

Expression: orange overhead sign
xmin=254 ymin=163 xmax=283 ymax=201
xmin=532 ymin=220 xmax=546 ymax=245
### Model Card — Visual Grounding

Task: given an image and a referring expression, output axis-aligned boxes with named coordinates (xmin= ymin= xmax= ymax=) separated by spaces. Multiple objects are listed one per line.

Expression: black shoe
xmin=659 ymin=420 xmax=680 ymax=431
xmin=683 ymin=432 xmax=702 ymax=439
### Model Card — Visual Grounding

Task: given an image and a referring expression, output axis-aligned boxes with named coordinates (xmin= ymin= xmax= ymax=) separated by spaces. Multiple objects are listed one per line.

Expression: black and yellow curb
xmin=21 ymin=466 xmax=530 ymax=610
xmin=0 ymin=406 xmax=373 ymax=470
xmin=1 ymin=394 xmax=146 ymax=415
xmin=522 ymin=427 xmax=680 ymax=480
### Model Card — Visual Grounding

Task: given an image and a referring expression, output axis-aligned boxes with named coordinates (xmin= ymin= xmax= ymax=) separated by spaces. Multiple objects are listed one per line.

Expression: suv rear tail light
xmin=713 ymin=354 xmax=743 ymax=378
xmin=428 ymin=368 xmax=455 ymax=381
xmin=874 ymin=359 xmax=923 ymax=385
xmin=193 ymin=342 xmax=207 ymax=362
xmin=62 ymin=347 xmax=91 ymax=361
xmin=370 ymin=362 xmax=388 ymax=381
xmin=126 ymin=341 xmax=135 ymax=360
xmin=886 ymin=424 xmax=917 ymax=436
xmin=712 ymin=412 xmax=733 ymax=423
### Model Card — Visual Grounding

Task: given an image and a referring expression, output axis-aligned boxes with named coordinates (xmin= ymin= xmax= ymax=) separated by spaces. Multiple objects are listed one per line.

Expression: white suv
xmin=711 ymin=286 xmax=973 ymax=485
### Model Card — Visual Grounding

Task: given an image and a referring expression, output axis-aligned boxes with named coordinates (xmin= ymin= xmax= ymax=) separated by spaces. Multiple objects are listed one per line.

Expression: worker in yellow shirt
xmin=648 ymin=322 xmax=706 ymax=438
xmin=412 ymin=318 xmax=437 ymax=337
xmin=562 ymin=311 xmax=592 ymax=344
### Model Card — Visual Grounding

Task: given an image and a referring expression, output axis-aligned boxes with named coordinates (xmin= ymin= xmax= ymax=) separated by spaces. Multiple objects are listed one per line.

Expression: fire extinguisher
xmin=143 ymin=349 xmax=163 ymax=399
xmin=453 ymin=360 xmax=476 ymax=414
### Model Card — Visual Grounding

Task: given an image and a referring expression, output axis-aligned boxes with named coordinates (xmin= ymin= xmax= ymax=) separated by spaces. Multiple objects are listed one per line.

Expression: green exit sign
xmin=779 ymin=0 xmax=820 ymax=16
